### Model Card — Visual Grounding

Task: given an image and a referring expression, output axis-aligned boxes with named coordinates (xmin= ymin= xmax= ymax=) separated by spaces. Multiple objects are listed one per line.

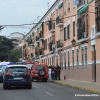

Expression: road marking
xmin=45 ymin=91 xmax=53 ymax=96
xmin=34 ymin=86 xmax=39 ymax=89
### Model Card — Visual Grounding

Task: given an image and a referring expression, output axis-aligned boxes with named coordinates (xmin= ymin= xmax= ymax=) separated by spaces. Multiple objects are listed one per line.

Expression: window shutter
xmin=64 ymin=27 xmax=66 ymax=41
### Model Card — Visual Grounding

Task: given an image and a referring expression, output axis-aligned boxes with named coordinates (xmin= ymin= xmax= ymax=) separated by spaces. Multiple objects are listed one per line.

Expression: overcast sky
xmin=0 ymin=0 xmax=56 ymax=36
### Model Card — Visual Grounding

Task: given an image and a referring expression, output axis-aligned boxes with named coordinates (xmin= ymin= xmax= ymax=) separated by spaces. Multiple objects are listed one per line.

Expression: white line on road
xmin=45 ymin=91 xmax=54 ymax=96
xmin=34 ymin=86 xmax=39 ymax=89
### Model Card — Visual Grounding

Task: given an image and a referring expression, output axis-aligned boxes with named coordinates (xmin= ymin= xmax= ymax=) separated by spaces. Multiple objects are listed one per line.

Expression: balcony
xmin=36 ymin=36 xmax=40 ymax=43
xmin=56 ymin=40 xmax=64 ymax=48
xmin=39 ymin=32 xmax=44 ymax=41
xmin=96 ymin=17 xmax=100 ymax=33
xmin=56 ymin=16 xmax=63 ymax=27
xmin=39 ymin=48 xmax=44 ymax=55
xmin=77 ymin=0 xmax=85 ymax=10
xmin=48 ymin=42 xmax=55 ymax=51
xmin=48 ymin=21 xmax=55 ymax=33
xmin=23 ymin=44 xmax=26 ymax=49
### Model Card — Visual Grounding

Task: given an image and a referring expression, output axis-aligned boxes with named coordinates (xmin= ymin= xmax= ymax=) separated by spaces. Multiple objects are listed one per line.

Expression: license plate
xmin=14 ymin=77 xmax=22 ymax=80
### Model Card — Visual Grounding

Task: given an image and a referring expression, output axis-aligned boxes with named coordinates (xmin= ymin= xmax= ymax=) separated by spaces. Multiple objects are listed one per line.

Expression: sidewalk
xmin=49 ymin=79 xmax=100 ymax=94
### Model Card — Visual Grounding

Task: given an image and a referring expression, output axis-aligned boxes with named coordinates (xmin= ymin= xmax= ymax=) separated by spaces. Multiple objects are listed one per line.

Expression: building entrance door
xmin=92 ymin=45 xmax=96 ymax=82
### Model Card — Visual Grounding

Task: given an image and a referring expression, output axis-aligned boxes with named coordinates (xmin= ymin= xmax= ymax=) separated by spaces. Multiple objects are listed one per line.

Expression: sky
xmin=0 ymin=0 xmax=56 ymax=36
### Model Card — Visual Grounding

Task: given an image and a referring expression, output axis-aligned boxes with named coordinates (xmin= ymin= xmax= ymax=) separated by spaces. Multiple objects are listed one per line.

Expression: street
xmin=0 ymin=81 xmax=100 ymax=100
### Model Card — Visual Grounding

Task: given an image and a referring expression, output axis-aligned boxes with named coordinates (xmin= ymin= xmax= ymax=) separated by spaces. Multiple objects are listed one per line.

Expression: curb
xmin=49 ymin=80 xmax=100 ymax=94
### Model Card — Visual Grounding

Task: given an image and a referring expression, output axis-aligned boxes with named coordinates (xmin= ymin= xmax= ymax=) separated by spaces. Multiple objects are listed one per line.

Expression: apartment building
xmin=22 ymin=0 xmax=100 ymax=83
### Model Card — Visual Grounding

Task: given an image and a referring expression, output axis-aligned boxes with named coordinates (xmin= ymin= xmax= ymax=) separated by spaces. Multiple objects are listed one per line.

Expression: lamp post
xmin=71 ymin=39 xmax=76 ymax=45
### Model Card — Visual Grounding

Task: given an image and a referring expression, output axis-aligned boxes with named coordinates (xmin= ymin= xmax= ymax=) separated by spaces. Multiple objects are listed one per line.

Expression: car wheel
xmin=3 ymin=84 xmax=8 ymax=90
xmin=45 ymin=79 xmax=47 ymax=82
xmin=37 ymin=79 xmax=39 ymax=82
xmin=39 ymin=70 xmax=45 ymax=76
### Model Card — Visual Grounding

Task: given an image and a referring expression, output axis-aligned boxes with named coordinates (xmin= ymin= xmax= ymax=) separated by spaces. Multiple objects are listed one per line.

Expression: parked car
xmin=0 ymin=62 xmax=9 ymax=82
xmin=0 ymin=65 xmax=3 ymax=82
xmin=3 ymin=65 xmax=32 ymax=89
xmin=30 ymin=63 xmax=48 ymax=82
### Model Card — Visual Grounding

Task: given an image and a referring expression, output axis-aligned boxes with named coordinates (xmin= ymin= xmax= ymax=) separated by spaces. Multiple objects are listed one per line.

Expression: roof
xmin=7 ymin=65 xmax=27 ymax=67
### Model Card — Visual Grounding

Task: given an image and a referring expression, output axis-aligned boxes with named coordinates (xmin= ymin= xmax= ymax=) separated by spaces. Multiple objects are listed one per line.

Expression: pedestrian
xmin=48 ymin=67 xmax=52 ymax=80
xmin=51 ymin=67 xmax=55 ymax=80
xmin=57 ymin=64 xmax=61 ymax=80
xmin=55 ymin=66 xmax=58 ymax=80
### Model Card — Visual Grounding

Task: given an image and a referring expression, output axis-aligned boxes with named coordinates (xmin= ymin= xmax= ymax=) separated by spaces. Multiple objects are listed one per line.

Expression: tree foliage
xmin=0 ymin=36 xmax=14 ymax=61
xmin=8 ymin=48 xmax=22 ymax=62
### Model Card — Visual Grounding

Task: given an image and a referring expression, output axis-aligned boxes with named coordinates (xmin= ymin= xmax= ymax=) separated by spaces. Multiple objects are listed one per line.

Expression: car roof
xmin=7 ymin=65 xmax=27 ymax=68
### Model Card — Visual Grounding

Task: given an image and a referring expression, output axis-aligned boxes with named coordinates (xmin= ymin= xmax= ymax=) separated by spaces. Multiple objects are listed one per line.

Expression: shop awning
xmin=79 ymin=4 xmax=88 ymax=14
xmin=79 ymin=0 xmax=94 ymax=14
xmin=58 ymin=3 xmax=63 ymax=9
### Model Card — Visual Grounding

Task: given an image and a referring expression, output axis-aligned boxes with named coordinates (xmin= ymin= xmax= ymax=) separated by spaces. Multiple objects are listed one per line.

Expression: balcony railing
xmin=36 ymin=36 xmax=39 ymax=42
xmin=56 ymin=16 xmax=63 ymax=27
xmin=96 ymin=17 xmax=100 ymax=32
xmin=49 ymin=42 xmax=55 ymax=51
xmin=39 ymin=32 xmax=43 ymax=38
xmin=48 ymin=21 xmax=55 ymax=33
xmin=56 ymin=40 xmax=63 ymax=48
xmin=77 ymin=0 xmax=85 ymax=9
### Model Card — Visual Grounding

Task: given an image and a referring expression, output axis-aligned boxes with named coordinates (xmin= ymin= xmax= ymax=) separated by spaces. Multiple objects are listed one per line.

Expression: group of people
xmin=48 ymin=64 xmax=61 ymax=80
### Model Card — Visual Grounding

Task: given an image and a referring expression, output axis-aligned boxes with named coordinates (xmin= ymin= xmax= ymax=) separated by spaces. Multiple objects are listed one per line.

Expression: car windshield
xmin=36 ymin=66 xmax=44 ymax=70
xmin=26 ymin=64 xmax=34 ymax=69
xmin=7 ymin=67 xmax=28 ymax=73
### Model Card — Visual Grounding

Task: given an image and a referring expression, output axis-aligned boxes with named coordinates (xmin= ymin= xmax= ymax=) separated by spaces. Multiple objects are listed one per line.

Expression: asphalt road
xmin=0 ymin=81 xmax=100 ymax=100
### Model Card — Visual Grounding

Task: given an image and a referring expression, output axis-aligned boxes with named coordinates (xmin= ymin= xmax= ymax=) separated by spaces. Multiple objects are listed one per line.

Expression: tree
xmin=0 ymin=36 xmax=14 ymax=61
xmin=8 ymin=48 xmax=22 ymax=62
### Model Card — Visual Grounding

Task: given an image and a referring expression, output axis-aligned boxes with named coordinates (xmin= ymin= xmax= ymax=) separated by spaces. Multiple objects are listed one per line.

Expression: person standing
xmin=55 ymin=66 xmax=58 ymax=80
xmin=57 ymin=64 xmax=61 ymax=80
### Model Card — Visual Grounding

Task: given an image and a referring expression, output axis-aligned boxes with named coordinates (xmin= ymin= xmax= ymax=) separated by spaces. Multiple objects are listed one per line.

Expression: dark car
xmin=31 ymin=63 xmax=48 ymax=82
xmin=3 ymin=65 xmax=32 ymax=89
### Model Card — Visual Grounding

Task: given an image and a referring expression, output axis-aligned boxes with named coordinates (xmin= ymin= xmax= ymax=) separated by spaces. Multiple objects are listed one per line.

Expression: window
xmin=68 ymin=51 xmax=70 ymax=69
xmin=59 ymin=53 xmax=61 ymax=69
xmin=48 ymin=58 xmax=49 ymax=65
xmin=64 ymin=51 xmax=66 ymax=70
xmin=77 ymin=49 xmax=79 ymax=68
xmin=60 ymin=29 xmax=64 ymax=41
xmin=73 ymin=21 xmax=75 ymax=36
xmin=64 ymin=27 xmax=67 ymax=41
xmin=68 ymin=0 xmax=70 ymax=10
xmin=82 ymin=47 xmax=84 ymax=68
xmin=67 ymin=24 xmax=70 ymax=39
xmin=72 ymin=50 xmax=74 ymax=69
xmin=36 ymin=66 xmax=44 ymax=70
xmin=85 ymin=46 xmax=87 ymax=68
xmin=61 ymin=53 xmax=63 ymax=70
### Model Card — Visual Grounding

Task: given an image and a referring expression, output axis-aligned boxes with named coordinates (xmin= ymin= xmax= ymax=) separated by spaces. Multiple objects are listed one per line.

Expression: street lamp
xmin=71 ymin=39 xmax=76 ymax=45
